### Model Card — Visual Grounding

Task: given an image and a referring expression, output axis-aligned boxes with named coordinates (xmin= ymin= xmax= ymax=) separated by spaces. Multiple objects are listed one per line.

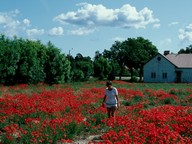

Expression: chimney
xmin=164 ymin=50 xmax=170 ymax=56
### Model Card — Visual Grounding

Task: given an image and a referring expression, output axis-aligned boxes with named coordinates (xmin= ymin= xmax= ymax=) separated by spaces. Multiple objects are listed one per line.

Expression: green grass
xmin=114 ymin=82 xmax=192 ymax=91
xmin=0 ymin=80 xmax=191 ymax=96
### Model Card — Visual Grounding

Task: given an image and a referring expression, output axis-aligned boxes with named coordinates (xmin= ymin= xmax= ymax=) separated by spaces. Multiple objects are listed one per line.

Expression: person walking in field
xmin=102 ymin=81 xmax=120 ymax=119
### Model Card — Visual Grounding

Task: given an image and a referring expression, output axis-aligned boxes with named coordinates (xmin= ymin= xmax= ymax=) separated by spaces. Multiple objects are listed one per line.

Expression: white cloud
xmin=153 ymin=23 xmax=160 ymax=28
xmin=23 ymin=18 xmax=30 ymax=26
xmin=26 ymin=28 xmax=45 ymax=37
xmin=0 ymin=10 xmax=32 ymax=37
xmin=0 ymin=15 xmax=7 ymax=24
xmin=69 ymin=27 xmax=96 ymax=35
xmin=0 ymin=10 xmax=46 ymax=39
xmin=54 ymin=3 xmax=159 ymax=35
xmin=11 ymin=9 xmax=20 ymax=16
xmin=49 ymin=27 xmax=64 ymax=36
xmin=178 ymin=24 xmax=192 ymax=43
xmin=168 ymin=22 xmax=179 ymax=26
xmin=0 ymin=10 xmax=22 ymax=36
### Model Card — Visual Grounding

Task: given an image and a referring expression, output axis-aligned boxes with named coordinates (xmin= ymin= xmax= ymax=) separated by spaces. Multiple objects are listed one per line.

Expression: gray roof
xmin=165 ymin=54 xmax=192 ymax=68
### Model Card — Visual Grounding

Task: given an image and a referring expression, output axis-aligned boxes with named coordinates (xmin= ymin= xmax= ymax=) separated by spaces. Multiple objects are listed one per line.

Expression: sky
xmin=0 ymin=0 xmax=192 ymax=58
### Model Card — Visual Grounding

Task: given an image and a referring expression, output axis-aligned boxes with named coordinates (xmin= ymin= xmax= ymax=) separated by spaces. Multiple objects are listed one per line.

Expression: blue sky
xmin=1 ymin=0 xmax=192 ymax=58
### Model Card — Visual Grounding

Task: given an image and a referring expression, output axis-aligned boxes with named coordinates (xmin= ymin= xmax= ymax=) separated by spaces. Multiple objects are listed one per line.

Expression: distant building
xmin=143 ymin=51 xmax=192 ymax=83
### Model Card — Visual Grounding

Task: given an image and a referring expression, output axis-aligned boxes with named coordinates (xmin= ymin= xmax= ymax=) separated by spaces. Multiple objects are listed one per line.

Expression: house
xmin=143 ymin=51 xmax=192 ymax=83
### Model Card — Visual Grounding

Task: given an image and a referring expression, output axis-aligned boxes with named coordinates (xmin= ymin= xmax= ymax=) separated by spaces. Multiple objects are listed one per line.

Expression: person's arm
xmin=115 ymin=95 xmax=120 ymax=108
xmin=103 ymin=95 xmax=107 ymax=103
xmin=102 ymin=95 xmax=107 ymax=107
xmin=115 ymin=88 xmax=120 ymax=108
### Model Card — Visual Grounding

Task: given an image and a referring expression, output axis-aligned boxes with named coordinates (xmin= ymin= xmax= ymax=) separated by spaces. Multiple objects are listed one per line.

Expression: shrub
xmin=129 ymin=76 xmax=139 ymax=82
xmin=122 ymin=100 xmax=132 ymax=106
xmin=132 ymin=95 xmax=143 ymax=104
xmin=160 ymin=97 xmax=176 ymax=105
xmin=72 ymin=70 xmax=84 ymax=81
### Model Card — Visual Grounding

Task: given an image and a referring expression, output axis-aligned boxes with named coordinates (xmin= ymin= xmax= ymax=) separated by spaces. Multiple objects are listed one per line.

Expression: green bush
xmin=122 ymin=100 xmax=132 ymax=106
xmin=72 ymin=70 xmax=85 ymax=81
xmin=132 ymin=95 xmax=143 ymax=104
xmin=130 ymin=76 xmax=139 ymax=82
xmin=160 ymin=97 xmax=177 ymax=105
xmin=65 ymin=121 xmax=84 ymax=140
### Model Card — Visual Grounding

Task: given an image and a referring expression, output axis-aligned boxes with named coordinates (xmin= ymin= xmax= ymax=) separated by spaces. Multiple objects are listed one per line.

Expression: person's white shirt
xmin=105 ymin=87 xmax=118 ymax=107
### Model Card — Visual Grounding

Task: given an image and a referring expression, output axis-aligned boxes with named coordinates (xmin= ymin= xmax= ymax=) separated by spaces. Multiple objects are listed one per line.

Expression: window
xmin=151 ymin=72 xmax=156 ymax=78
xmin=162 ymin=73 xmax=167 ymax=79
xmin=157 ymin=57 xmax=161 ymax=61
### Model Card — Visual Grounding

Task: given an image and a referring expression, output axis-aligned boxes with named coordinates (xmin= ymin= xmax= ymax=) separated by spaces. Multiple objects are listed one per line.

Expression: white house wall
xmin=143 ymin=54 xmax=176 ymax=82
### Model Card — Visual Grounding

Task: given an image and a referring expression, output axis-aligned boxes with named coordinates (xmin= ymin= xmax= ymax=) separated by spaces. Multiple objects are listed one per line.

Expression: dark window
xmin=162 ymin=73 xmax=167 ymax=79
xmin=157 ymin=57 xmax=161 ymax=61
xmin=151 ymin=72 xmax=156 ymax=78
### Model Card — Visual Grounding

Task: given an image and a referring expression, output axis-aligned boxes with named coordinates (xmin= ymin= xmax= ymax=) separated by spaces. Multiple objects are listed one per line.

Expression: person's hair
xmin=106 ymin=81 xmax=112 ymax=86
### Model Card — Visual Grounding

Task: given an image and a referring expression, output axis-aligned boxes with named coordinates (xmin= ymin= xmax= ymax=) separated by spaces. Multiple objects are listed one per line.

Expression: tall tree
xmin=0 ymin=35 xmax=20 ymax=85
xmin=123 ymin=37 xmax=158 ymax=81
xmin=103 ymin=49 xmax=122 ymax=80
xmin=71 ymin=54 xmax=93 ymax=81
xmin=0 ymin=35 xmax=71 ymax=85
xmin=44 ymin=41 xmax=71 ymax=84
xmin=104 ymin=37 xmax=158 ymax=81
xmin=178 ymin=44 xmax=192 ymax=54
xmin=94 ymin=51 xmax=102 ymax=60
xmin=107 ymin=41 xmax=126 ymax=80
xmin=93 ymin=56 xmax=112 ymax=80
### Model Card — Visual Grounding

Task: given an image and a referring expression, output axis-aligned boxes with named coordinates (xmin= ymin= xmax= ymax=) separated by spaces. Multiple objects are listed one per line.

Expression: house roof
xmin=164 ymin=54 xmax=192 ymax=68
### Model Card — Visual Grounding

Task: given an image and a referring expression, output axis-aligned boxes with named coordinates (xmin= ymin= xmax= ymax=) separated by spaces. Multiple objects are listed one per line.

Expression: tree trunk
xmin=119 ymin=66 xmax=124 ymax=80
xmin=119 ymin=72 xmax=122 ymax=80
xmin=130 ymin=68 xmax=134 ymax=81
xmin=139 ymin=67 xmax=143 ymax=82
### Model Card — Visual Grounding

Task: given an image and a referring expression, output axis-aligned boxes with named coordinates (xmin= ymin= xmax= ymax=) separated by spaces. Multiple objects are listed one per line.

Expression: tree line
xmin=0 ymin=34 xmax=191 ymax=85
xmin=0 ymin=35 xmax=70 ymax=85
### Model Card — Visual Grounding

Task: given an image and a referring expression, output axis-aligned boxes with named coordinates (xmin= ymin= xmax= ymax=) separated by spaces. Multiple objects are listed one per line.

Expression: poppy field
xmin=0 ymin=81 xmax=192 ymax=143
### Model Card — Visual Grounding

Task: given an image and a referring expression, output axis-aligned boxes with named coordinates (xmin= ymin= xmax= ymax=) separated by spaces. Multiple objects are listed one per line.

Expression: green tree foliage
xmin=76 ymin=61 xmax=93 ymax=80
xmin=72 ymin=69 xmax=84 ymax=81
xmin=0 ymin=35 xmax=20 ymax=84
xmin=104 ymin=37 xmax=158 ymax=81
xmin=0 ymin=34 xmax=70 ymax=85
xmin=93 ymin=56 xmax=112 ymax=80
xmin=103 ymin=41 xmax=126 ymax=80
xmin=14 ymin=39 xmax=46 ymax=84
xmin=0 ymin=34 xmax=160 ymax=84
xmin=123 ymin=37 xmax=158 ymax=81
xmin=103 ymin=49 xmax=123 ymax=80
xmin=69 ymin=53 xmax=93 ymax=81
xmin=178 ymin=44 xmax=192 ymax=54
xmin=44 ymin=42 xmax=71 ymax=84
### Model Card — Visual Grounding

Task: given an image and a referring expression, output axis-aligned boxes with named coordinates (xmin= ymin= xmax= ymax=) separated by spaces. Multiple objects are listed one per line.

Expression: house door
xmin=176 ymin=71 xmax=182 ymax=83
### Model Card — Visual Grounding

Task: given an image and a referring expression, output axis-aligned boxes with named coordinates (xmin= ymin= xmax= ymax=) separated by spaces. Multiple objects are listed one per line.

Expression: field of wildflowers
xmin=0 ymin=81 xmax=192 ymax=143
